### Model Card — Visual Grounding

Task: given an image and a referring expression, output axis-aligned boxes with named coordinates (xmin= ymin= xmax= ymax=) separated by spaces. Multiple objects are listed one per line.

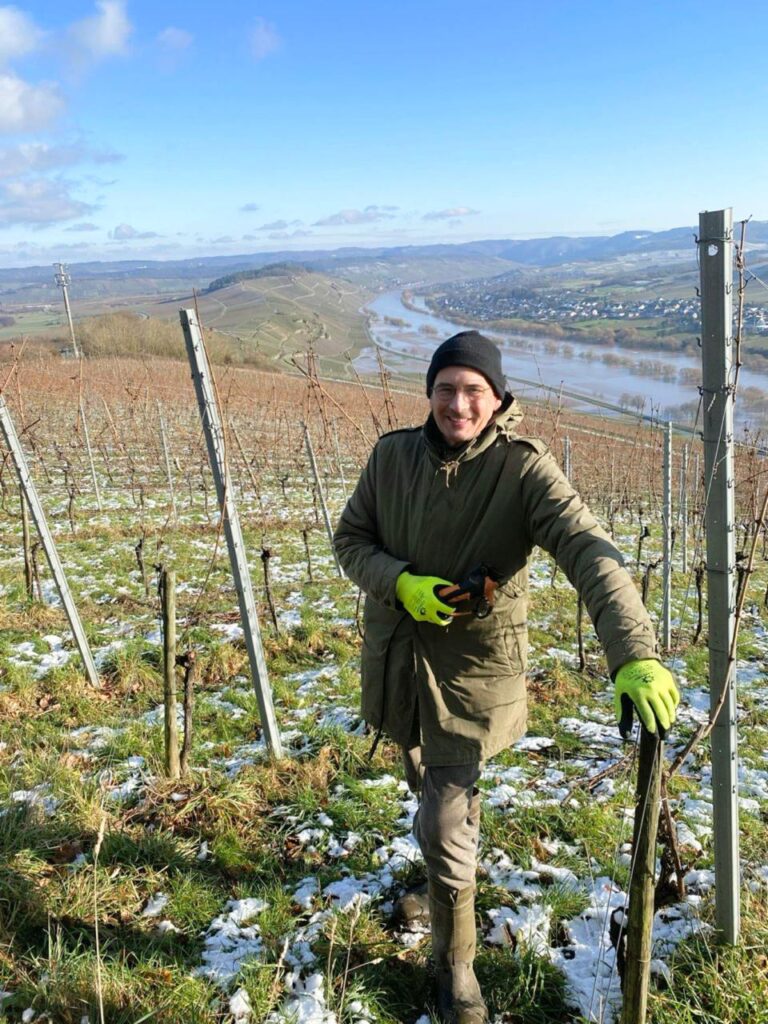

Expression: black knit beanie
xmin=426 ymin=330 xmax=506 ymax=399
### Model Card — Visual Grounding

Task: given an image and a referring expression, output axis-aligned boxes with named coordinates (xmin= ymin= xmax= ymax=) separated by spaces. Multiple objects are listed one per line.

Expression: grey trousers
xmin=402 ymin=745 xmax=482 ymax=890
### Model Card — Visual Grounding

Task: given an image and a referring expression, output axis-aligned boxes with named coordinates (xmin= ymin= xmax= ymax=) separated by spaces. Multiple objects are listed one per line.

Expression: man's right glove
xmin=614 ymin=659 xmax=680 ymax=738
xmin=396 ymin=571 xmax=456 ymax=626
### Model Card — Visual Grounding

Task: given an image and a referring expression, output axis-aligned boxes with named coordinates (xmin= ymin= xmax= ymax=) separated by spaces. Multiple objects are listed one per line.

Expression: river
xmin=357 ymin=291 xmax=768 ymax=429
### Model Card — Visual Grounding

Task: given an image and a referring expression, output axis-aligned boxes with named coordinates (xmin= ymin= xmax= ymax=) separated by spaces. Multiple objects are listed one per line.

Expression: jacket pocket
xmin=502 ymin=624 xmax=528 ymax=673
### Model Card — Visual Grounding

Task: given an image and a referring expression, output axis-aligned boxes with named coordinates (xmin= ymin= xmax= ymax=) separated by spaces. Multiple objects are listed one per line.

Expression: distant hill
xmin=3 ymin=220 xmax=766 ymax=302
xmin=134 ymin=266 xmax=372 ymax=365
xmin=205 ymin=262 xmax=312 ymax=293
xmin=2 ymin=220 xmax=766 ymax=310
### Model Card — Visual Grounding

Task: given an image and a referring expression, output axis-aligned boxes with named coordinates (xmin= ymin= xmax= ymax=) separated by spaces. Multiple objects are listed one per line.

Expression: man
xmin=333 ymin=330 xmax=679 ymax=1024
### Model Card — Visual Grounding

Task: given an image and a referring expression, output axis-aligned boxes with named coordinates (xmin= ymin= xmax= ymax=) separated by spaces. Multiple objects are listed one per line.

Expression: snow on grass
xmin=486 ymin=902 xmax=552 ymax=952
xmin=1 ymin=479 xmax=766 ymax=1023
xmin=195 ymin=897 xmax=268 ymax=987
xmin=6 ymin=634 xmax=72 ymax=678
xmin=5 ymin=785 xmax=59 ymax=816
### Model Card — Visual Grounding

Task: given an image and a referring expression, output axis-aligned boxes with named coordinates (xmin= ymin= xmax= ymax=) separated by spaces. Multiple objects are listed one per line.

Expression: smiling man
xmin=333 ymin=330 xmax=678 ymax=1024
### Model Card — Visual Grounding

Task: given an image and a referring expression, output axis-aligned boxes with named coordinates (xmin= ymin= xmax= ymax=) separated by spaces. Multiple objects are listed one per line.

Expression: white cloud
xmin=0 ymin=177 xmax=95 ymax=227
xmin=64 ymin=221 xmax=99 ymax=232
xmin=70 ymin=0 xmax=132 ymax=61
xmin=109 ymin=222 xmax=159 ymax=240
xmin=240 ymin=202 xmax=260 ymax=212
xmin=0 ymin=140 xmax=121 ymax=178
xmin=257 ymin=218 xmax=303 ymax=231
xmin=155 ymin=26 xmax=192 ymax=70
xmin=250 ymin=17 xmax=280 ymax=60
xmin=156 ymin=27 xmax=193 ymax=51
xmin=422 ymin=207 xmax=480 ymax=221
xmin=0 ymin=72 xmax=63 ymax=132
xmin=313 ymin=206 xmax=395 ymax=227
xmin=268 ymin=228 xmax=312 ymax=240
xmin=0 ymin=6 xmax=44 ymax=65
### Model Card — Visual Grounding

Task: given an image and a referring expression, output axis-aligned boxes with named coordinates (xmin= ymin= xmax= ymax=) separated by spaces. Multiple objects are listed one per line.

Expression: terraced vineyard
xmin=0 ymin=353 xmax=767 ymax=1023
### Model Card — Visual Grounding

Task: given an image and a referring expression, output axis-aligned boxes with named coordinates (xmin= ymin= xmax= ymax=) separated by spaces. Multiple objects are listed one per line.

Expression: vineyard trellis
xmin=0 ymin=217 xmax=766 ymax=1022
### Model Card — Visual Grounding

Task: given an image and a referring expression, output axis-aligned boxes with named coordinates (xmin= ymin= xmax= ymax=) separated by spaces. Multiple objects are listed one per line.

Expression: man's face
xmin=429 ymin=365 xmax=502 ymax=447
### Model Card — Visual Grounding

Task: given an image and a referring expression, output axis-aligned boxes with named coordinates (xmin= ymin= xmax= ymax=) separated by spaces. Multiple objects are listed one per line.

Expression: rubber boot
xmin=429 ymin=878 xmax=488 ymax=1024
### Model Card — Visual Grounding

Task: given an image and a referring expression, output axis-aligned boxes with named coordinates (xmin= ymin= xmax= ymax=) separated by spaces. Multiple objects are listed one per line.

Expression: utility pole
xmin=661 ymin=421 xmax=672 ymax=651
xmin=179 ymin=309 xmax=283 ymax=758
xmin=53 ymin=263 xmax=81 ymax=359
xmin=698 ymin=207 xmax=740 ymax=943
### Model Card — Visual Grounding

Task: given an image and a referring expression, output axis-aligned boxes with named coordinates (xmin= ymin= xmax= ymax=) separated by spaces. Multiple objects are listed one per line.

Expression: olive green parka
xmin=333 ymin=396 xmax=657 ymax=765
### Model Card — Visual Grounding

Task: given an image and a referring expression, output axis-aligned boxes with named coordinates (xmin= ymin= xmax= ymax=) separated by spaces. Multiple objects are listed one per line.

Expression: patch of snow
xmin=9 ymin=785 xmax=59 ymax=816
xmin=292 ymin=877 xmax=320 ymax=910
xmin=268 ymin=971 xmax=337 ymax=1024
xmin=486 ymin=903 xmax=552 ymax=953
xmin=142 ymin=892 xmax=169 ymax=918
xmin=196 ymin=897 xmax=268 ymax=987
xmin=229 ymin=987 xmax=252 ymax=1021
xmin=514 ymin=735 xmax=555 ymax=751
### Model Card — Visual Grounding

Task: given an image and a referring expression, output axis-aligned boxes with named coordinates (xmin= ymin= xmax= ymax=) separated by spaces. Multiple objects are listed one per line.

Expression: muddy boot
xmin=429 ymin=878 xmax=488 ymax=1024
xmin=393 ymin=881 xmax=430 ymax=929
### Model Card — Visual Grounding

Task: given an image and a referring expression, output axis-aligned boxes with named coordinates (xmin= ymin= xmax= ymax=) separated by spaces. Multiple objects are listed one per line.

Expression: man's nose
xmin=449 ymin=390 xmax=469 ymax=412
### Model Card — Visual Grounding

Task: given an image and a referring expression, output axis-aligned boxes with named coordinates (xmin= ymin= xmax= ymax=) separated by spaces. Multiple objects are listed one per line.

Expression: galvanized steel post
xmin=698 ymin=207 xmax=740 ymax=943
xmin=0 ymin=393 xmax=99 ymax=687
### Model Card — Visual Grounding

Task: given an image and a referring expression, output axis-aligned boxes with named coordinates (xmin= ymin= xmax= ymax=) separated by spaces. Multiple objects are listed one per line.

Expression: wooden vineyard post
xmin=0 ymin=393 xmax=99 ymax=687
xmin=698 ymin=208 xmax=740 ymax=943
xmin=620 ymin=727 xmax=663 ymax=1024
xmin=303 ymin=422 xmax=343 ymax=578
xmin=20 ymin=487 xmax=34 ymax=599
xmin=179 ymin=650 xmax=196 ymax=776
xmin=160 ymin=568 xmax=180 ymax=780
xmin=179 ymin=308 xmax=283 ymax=759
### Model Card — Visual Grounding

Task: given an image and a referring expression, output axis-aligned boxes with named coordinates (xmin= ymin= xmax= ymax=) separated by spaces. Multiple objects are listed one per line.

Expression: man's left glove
xmin=614 ymin=659 xmax=680 ymax=738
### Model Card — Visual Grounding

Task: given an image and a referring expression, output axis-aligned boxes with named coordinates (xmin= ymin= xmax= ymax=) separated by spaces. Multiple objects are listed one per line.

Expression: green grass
xmin=1 ymin=406 xmax=767 ymax=1024
xmin=648 ymin=892 xmax=768 ymax=1024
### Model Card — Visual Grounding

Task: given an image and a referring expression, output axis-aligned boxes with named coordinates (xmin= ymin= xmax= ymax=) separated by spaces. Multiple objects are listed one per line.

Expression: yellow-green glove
xmin=614 ymin=659 xmax=680 ymax=738
xmin=396 ymin=571 xmax=456 ymax=626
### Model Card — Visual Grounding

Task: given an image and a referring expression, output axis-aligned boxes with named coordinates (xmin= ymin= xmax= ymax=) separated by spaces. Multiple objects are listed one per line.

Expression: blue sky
xmin=0 ymin=0 xmax=765 ymax=267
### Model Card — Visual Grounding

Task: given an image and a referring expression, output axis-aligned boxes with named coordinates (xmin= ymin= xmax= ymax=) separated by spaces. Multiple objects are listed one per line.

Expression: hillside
xmin=135 ymin=266 xmax=373 ymax=363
